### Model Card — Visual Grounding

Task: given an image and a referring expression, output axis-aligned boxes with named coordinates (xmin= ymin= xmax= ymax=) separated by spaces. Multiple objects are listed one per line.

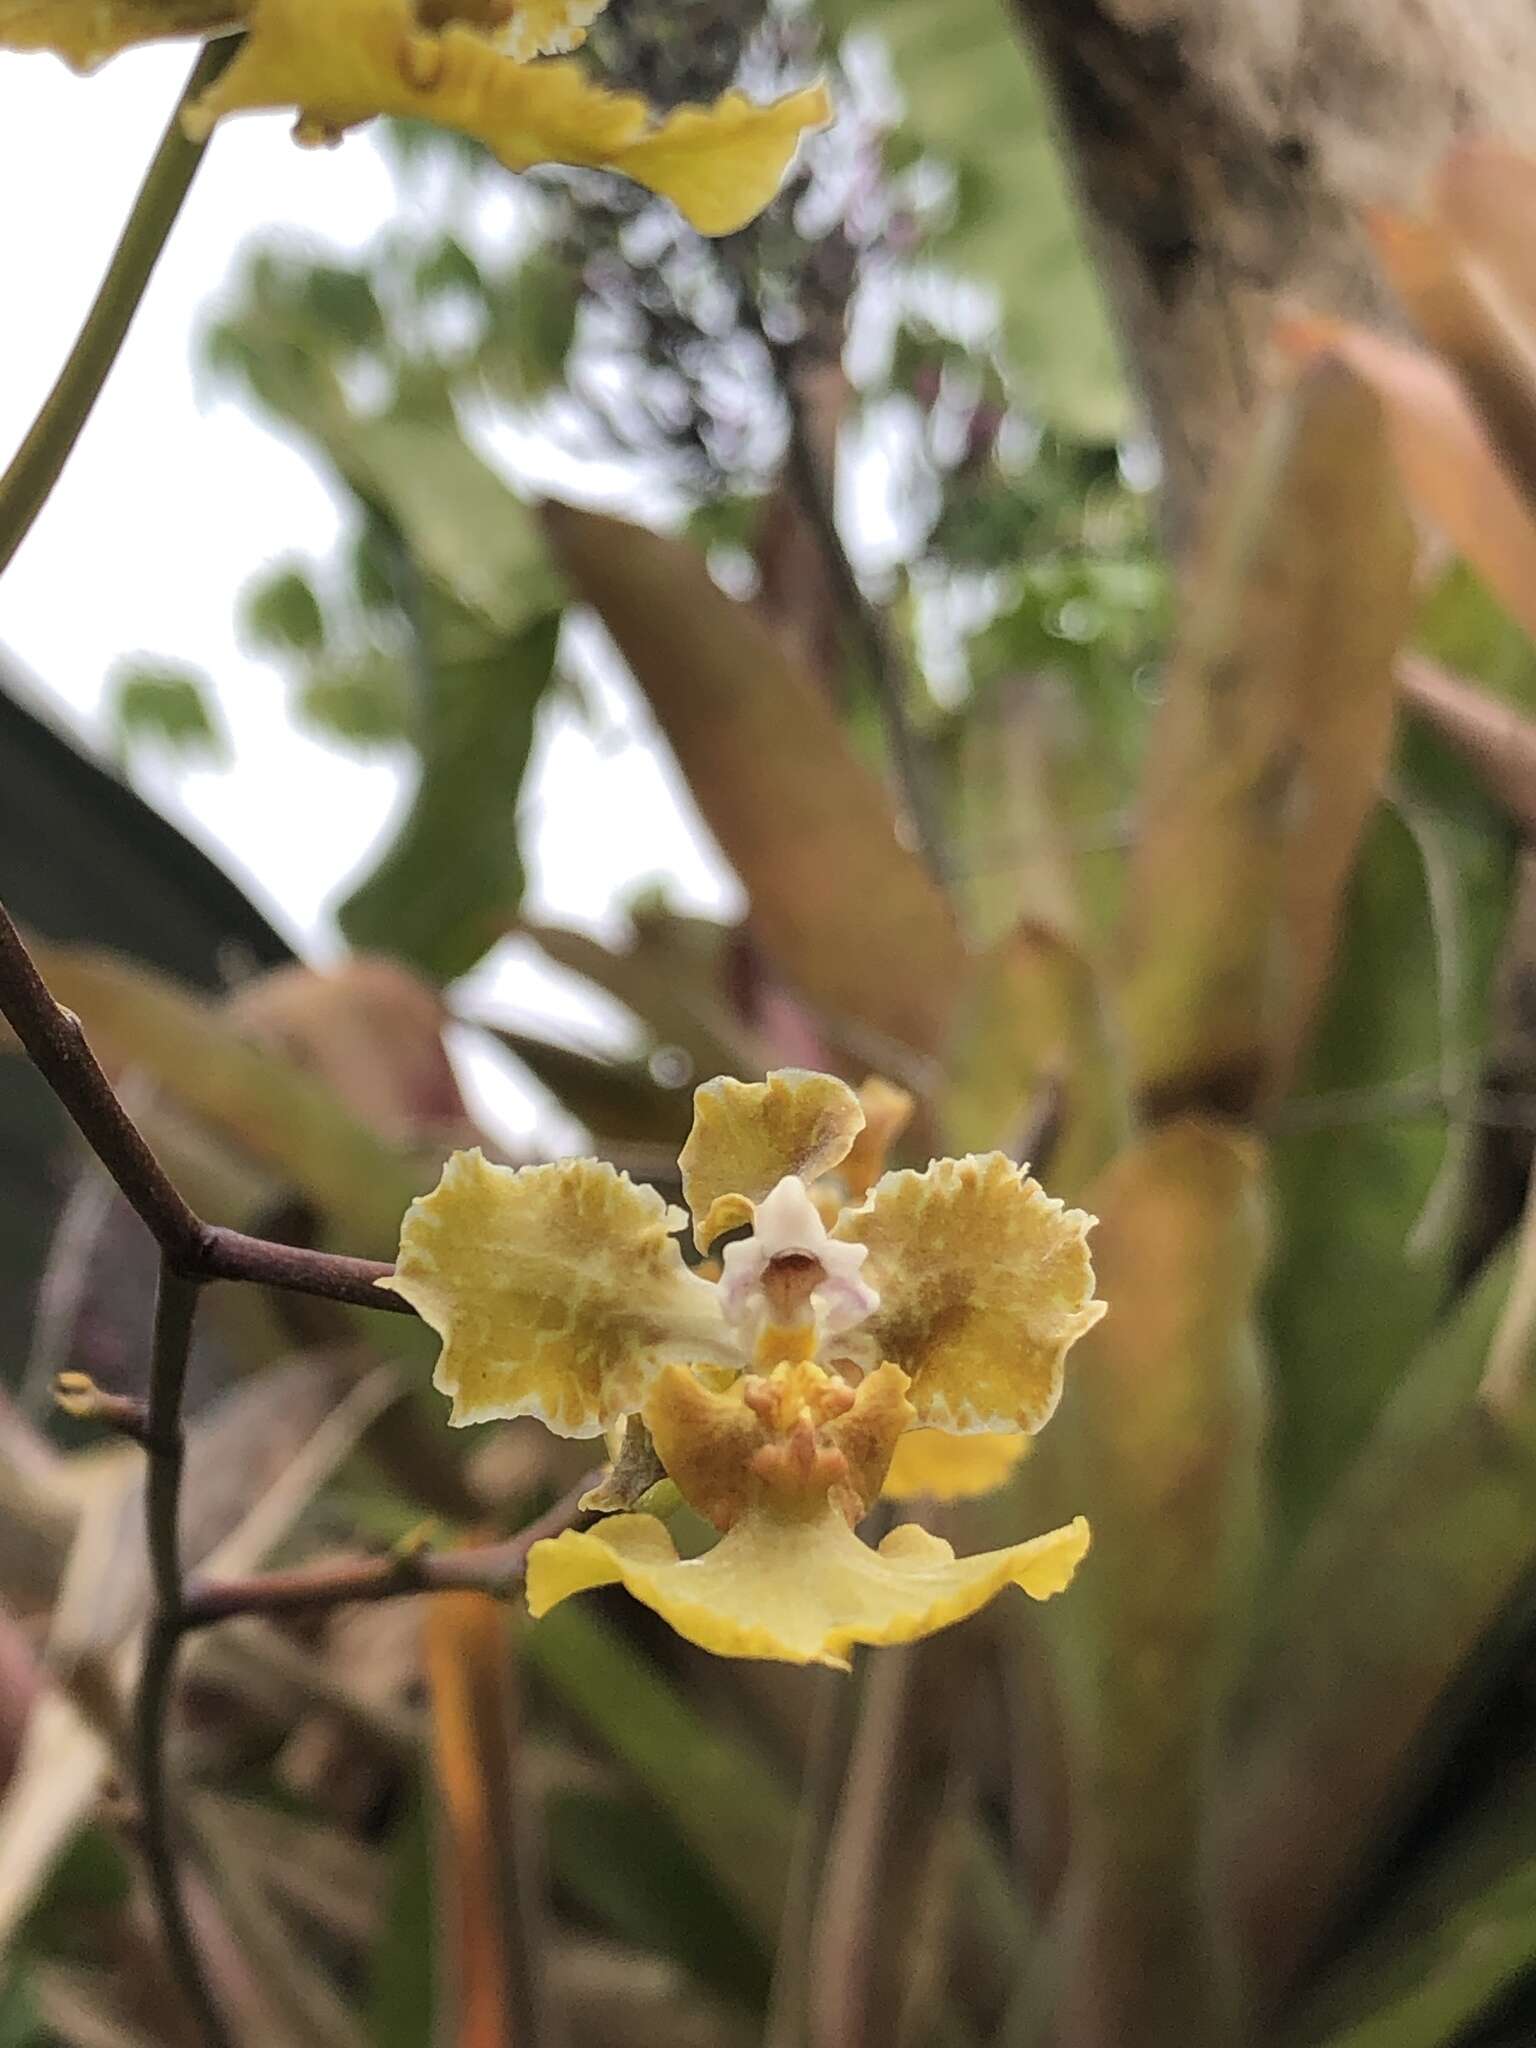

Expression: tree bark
xmin=1013 ymin=0 xmax=1536 ymax=542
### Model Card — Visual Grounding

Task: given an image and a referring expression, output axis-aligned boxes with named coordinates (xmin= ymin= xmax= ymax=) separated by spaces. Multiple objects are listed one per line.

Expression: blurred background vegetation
xmin=11 ymin=2 xmax=1536 ymax=2046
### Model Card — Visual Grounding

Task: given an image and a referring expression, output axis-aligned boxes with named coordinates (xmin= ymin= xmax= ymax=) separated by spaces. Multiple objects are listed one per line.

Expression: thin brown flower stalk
xmin=0 ymin=898 xmax=592 ymax=2040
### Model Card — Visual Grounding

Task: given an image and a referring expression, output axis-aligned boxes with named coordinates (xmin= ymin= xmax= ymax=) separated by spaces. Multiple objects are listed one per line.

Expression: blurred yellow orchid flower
xmin=1 ymin=0 xmax=830 ymax=235
xmin=387 ymin=1067 xmax=1104 ymax=1663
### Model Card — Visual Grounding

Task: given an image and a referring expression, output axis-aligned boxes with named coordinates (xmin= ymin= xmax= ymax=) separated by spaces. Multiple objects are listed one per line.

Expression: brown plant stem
xmin=0 ymin=891 xmax=609 ymax=2040
xmin=135 ymin=1257 xmax=235 ymax=2048
xmin=0 ymin=901 xmax=409 ymax=1311
xmin=177 ymin=1473 xmax=601 ymax=1629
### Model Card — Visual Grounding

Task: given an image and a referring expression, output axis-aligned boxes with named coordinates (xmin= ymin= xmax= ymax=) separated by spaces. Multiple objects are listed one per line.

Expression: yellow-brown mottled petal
xmin=384 ymin=1149 xmax=735 ymax=1437
xmin=833 ymin=1153 xmax=1104 ymax=1434
xmin=184 ymin=0 xmax=828 ymax=235
xmin=679 ymin=1068 xmax=864 ymax=1250
xmin=0 ymin=0 xmax=239 ymax=69
xmin=645 ymin=1358 xmax=912 ymax=1529
xmin=882 ymin=1428 xmax=1029 ymax=1502
xmin=825 ymin=1362 xmax=913 ymax=1515
xmin=525 ymin=1505 xmax=1091 ymax=1669
xmin=643 ymin=1363 xmax=764 ymax=1531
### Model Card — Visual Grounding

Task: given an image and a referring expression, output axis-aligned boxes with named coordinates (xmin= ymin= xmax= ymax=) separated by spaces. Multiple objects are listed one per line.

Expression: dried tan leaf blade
xmin=679 ymin=1068 xmax=865 ymax=1250
xmin=386 ymin=1149 xmax=734 ymax=1436
xmin=834 ymin=1152 xmax=1103 ymax=1433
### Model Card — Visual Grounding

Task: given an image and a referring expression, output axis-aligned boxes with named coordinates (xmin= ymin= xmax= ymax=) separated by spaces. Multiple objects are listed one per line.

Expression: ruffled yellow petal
xmin=184 ymin=0 xmax=828 ymax=236
xmin=644 ymin=1359 xmax=912 ymax=1529
xmin=526 ymin=1505 xmax=1090 ymax=1669
xmin=882 ymin=1427 xmax=1029 ymax=1502
xmin=384 ymin=1148 xmax=735 ymax=1437
xmin=679 ymin=1069 xmax=864 ymax=1250
xmin=833 ymin=1153 xmax=1104 ymax=1435
xmin=607 ymin=83 xmax=832 ymax=237
xmin=0 ymin=0 xmax=238 ymax=69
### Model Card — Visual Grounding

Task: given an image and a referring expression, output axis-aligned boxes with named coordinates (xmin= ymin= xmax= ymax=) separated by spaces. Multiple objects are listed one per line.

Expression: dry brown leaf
xmin=228 ymin=957 xmax=472 ymax=1146
xmin=1276 ymin=313 xmax=1536 ymax=645
xmin=1368 ymin=201 xmax=1536 ymax=516
xmin=541 ymin=499 xmax=963 ymax=1062
xmin=0 ymin=1365 xmax=400 ymax=1942
xmin=1398 ymin=653 xmax=1536 ymax=838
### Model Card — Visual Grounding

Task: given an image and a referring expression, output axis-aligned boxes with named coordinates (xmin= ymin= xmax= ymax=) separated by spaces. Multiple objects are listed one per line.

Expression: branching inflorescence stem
xmin=0 ymin=899 xmax=594 ymax=2037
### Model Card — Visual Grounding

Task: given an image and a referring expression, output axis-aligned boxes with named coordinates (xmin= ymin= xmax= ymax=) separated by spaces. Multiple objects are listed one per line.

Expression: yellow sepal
xmin=834 ymin=1152 xmax=1104 ymax=1434
xmin=679 ymin=1068 xmax=864 ymax=1249
xmin=882 ymin=1427 xmax=1029 ymax=1502
xmin=527 ymin=1505 xmax=1090 ymax=1669
xmin=183 ymin=0 xmax=829 ymax=236
xmin=384 ymin=1148 xmax=734 ymax=1437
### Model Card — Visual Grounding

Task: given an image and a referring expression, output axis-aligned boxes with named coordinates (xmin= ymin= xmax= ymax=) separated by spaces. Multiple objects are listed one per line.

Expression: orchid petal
xmin=526 ymin=1505 xmax=1090 ymax=1669
xmin=834 ymin=1152 xmax=1104 ymax=1434
xmin=679 ymin=1068 xmax=864 ymax=1250
xmin=183 ymin=0 xmax=829 ymax=236
xmin=384 ymin=1148 xmax=735 ymax=1437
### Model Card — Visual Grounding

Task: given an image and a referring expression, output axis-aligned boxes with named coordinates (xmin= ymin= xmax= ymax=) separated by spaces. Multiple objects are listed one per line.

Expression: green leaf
xmin=208 ymin=260 xmax=560 ymax=637
xmin=327 ymin=402 xmax=561 ymax=634
xmin=414 ymin=234 xmax=485 ymax=304
xmin=240 ymin=562 xmax=327 ymax=655
xmin=108 ymin=661 xmax=228 ymax=766
xmin=547 ymin=1787 xmax=768 ymax=2004
xmin=371 ymin=1784 xmax=436 ymax=2048
xmin=823 ymin=0 xmax=1128 ymax=436
xmin=1264 ymin=802 xmax=1513 ymax=1533
xmin=478 ymin=248 xmax=582 ymax=402
xmin=1288 ymin=1748 xmax=1536 ymax=2048
xmin=339 ymin=607 xmax=560 ymax=981
xmin=1230 ymin=1241 xmax=1536 ymax=2004
xmin=524 ymin=1603 xmax=795 ymax=1948
xmin=519 ymin=907 xmax=762 ymax=1083
xmin=0 ymin=1966 xmax=40 ymax=2048
xmin=480 ymin=1027 xmax=695 ymax=1150
xmin=1026 ymin=1119 xmax=1267 ymax=2047
xmin=297 ymin=653 xmax=413 ymax=750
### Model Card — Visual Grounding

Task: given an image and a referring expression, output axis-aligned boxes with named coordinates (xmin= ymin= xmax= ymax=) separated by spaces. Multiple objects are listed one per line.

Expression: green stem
xmin=0 ymin=36 xmax=239 ymax=579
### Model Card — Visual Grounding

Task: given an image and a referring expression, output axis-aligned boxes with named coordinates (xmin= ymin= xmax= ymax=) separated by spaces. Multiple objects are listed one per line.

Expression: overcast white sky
xmin=0 ymin=40 xmax=741 ymax=1099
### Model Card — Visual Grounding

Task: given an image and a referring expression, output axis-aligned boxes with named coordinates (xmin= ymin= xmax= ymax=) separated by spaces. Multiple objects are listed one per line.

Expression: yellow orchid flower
xmin=387 ymin=1067 xmax=1103 ymax=1663
xmin=2 ymin=0 xmax=830 ymax=236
